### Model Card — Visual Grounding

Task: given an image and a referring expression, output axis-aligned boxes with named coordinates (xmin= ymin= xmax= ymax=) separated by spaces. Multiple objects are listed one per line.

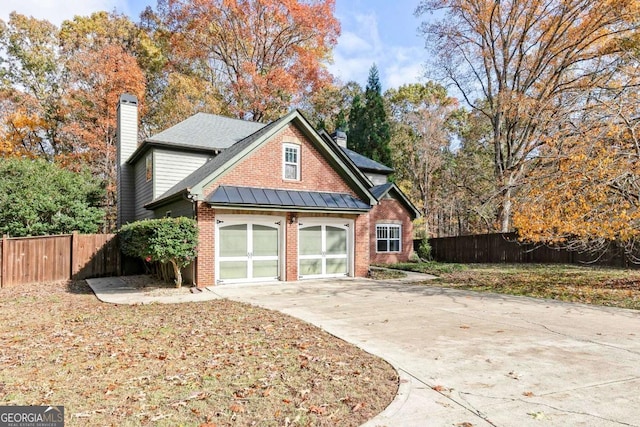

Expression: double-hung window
xmin=376 ymin=224 xmax=401 ymax=252
xmin=283 ymin=144 xmax=300 ymax=180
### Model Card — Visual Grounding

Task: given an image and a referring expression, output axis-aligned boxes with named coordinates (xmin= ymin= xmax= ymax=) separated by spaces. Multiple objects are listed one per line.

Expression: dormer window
xmin=283 ymin=143 xmax=300 ymax=180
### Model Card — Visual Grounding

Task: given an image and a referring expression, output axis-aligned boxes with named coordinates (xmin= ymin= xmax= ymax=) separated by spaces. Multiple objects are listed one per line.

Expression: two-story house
xmin=116 ymin=94 xmax=419 ymax=287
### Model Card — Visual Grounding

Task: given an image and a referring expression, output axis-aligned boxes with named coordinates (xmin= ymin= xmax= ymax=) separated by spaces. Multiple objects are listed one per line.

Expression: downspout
xmin=185 ymin=191 xmax=198 ymax=287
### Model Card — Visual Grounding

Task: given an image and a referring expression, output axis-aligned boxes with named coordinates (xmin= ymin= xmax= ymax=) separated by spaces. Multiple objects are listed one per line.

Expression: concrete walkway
xmin=87 ymin=274 xmax=640 ymax=426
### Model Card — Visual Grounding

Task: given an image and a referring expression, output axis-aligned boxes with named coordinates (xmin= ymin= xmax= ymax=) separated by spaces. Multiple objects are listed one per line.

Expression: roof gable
xmin=147 ymin=110 xmax=376 ymax=209
xmin=370 ymin=182 xmax=421 ymax=219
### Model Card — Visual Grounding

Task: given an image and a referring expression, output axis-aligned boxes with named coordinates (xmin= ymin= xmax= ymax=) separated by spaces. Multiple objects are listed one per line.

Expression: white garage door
xmin=298 ymin=220 xmax=351 ymax=279
xmin=216 ymin=216 xmax=282 ymax=283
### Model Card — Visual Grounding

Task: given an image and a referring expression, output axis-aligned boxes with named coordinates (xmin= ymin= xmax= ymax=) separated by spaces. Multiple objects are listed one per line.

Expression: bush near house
xmin=0 ymin=158 xmax=105 ymax=237
xmin=119 ymin=217 xmax=198 ymax=287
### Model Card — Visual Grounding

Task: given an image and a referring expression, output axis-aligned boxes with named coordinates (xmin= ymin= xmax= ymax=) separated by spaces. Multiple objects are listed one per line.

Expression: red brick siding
xmin=285 ymin=212 xmax=298 ymax=280
xmin=195 ymin=202 xmax=215 ymax=287
xmin=204 ymin=123 xmax=356 ymax=198
xmin=193 ymin=122 xmax=375 ymax=284
xmin=369 ymin=198 xmax=414 ymax=264
xmin=354 ymin=213 xmax=370 ymax=276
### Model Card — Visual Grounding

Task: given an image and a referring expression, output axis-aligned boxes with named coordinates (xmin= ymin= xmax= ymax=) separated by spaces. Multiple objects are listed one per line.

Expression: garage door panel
xmin=219 ymin=261 xmax=248 ymax=280
xmin=253 ymin=260 xmax=278 ymax=278
xmin=219 ymin=225 xmax=247 ymax=257
xmin=253 ymin=225 xmax=278 ymax=256
xmin=326 ymin=226 xmax=347 ymax=254
xmin=300 ymin=258 xmax=322 ymax=276
xmin=326 ymin=258 xmax=347 ymax=274
xmin=299 ymin=226 xmax=322 ymax=255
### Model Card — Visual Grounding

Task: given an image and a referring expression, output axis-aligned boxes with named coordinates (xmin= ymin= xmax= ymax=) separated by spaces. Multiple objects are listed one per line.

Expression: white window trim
xmin=376 ymin=223 xmax=402 ymax=253
xmin=282 ymin=143 xmax=300 ymax=181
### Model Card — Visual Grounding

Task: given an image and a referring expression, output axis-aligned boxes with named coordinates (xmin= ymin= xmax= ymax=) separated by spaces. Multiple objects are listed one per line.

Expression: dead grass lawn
xmin=0 ymin=279 xmax=397 ymax=426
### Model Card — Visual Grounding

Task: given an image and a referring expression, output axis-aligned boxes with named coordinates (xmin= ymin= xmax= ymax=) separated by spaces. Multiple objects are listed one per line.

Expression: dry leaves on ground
xmin=0 ymin=279 xmax=397 ymax=426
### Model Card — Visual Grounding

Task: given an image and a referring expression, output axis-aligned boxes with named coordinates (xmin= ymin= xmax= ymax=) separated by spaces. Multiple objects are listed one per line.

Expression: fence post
xmin=0 ymin=235 xmax=5 ymax=288
xmin=70 ymin=231 xmax=79 ymax=280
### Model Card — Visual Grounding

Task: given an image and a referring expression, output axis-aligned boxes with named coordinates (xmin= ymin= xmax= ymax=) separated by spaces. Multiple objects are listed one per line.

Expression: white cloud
xmin=0 ymin=0 xmax=127 ymax=26
xmin=331 ymin=7 xmax=425 ymax=90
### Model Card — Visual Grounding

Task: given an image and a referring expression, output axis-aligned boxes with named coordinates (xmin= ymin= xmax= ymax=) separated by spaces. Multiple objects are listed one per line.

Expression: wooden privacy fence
xmin=425 ymin=232 xmax=635 ymax=268
xmin=0 ymin=233 xmax=120 ymax=288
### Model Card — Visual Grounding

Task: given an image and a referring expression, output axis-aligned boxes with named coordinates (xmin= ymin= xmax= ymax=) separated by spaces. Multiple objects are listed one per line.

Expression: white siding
xmin=153 ymin=149 xmax=210 ymax=198
xmin=116 ymin=97 xmax=138 ymax=226
xmin=134 ymin=155 xmax=154 ymax=220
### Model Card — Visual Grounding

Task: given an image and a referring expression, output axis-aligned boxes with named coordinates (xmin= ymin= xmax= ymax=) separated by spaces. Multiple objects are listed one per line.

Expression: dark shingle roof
xmin=370 ymin=182 xmax=394 ymax=199
xmin=148 ymin=115 xmax=289 ymax=206
xmin=147 ymin=112 xmax=266 ymax=150
xmin=370 ymin=182 xmax=421 ymax=219
xmin=340 ymin=147 xmax=394 ymax=174
xmin=207 ymin=185 xmax=370 ymax=211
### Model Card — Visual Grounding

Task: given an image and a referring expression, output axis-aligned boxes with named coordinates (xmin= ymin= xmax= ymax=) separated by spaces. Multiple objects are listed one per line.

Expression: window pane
xmin=377 ymin=239 xmax=388 ymax=252
xmin=389 ymin=239 xmax=400 ymax=252
xmin=326 ymin=258 xmax=347 ymax=274
xmin=300 ymin=259 xmax=322 ymax=276
xmin=219 ymin=261 xmax=247 ymax=280
xmin=219 ymin=224 xmax=247 ymax=257
xmin=376 ymin=226 xmax=387 ymax=239
xmin=253 ymin=225 xmax=278 ymax=256
xmin=299 ymin=226 xmax=322 ymax=255
xmin=326 ymin=226 xmax=346 ymax=255
xmin=253 ymin=260 xmax=278 ymax=278
xmin=390 ymin=226 xmax=400 ymax=238
xmin=285 ymin=147 xmax=297 ymax=163
xmin=284 ymin=163 xmax=297 ymax=179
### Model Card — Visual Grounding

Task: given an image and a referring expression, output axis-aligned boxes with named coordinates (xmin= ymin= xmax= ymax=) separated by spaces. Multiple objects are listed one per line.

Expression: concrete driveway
xmin=212 ymin=278 xmax=640 ymax=427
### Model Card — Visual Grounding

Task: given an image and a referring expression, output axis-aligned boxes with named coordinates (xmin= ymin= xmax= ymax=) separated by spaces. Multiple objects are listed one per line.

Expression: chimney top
xmin=331 ymin=130 xmax=347 ymax=148
xmin=119 ymin=93 xmax=138 ymax=105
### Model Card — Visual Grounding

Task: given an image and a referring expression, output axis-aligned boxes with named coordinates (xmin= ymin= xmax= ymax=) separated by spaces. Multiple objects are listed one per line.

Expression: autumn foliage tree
xmin=144 ymin=0 xmax=340 ymax=122
xmin=60 ymin=12 xmax=146 ymax=231
xmin=417 ymin=0 xmax=640 ymax=232
xmin=514 ymin=56 xmax=640 ymax=259
xmin=385 ymin=82 xmax=458 ymax=237
xmin=0 ymin=13 xmax=66 ymax=158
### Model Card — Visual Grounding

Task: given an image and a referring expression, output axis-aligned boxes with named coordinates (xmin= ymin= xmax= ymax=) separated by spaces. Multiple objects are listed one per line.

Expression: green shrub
xmin=119 ymin=217 xmax=198 ymax=287
xmin=416 ymin=238 xmax=432 ymax=261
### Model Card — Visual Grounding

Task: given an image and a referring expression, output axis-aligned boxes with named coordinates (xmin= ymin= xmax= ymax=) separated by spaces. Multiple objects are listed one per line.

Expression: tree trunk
xmin=170 ymin=260 xmax=182 ymax=288
xmin=498 ymin=173 xmax=516 ymax=233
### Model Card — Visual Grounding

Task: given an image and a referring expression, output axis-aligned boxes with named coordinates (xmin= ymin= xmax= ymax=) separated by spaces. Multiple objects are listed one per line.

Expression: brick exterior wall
xmin=204 ymin=124 xmax=357 ymax=198
xmin=196 ymin=122 xmax=371 ymax=285
xmin=195 ymin=201 xmax=215 ymax=287
xmin=369 ymin=197 xmax=415 ymax=264
xmin=191 ymin=121 xmax=412 ymax=285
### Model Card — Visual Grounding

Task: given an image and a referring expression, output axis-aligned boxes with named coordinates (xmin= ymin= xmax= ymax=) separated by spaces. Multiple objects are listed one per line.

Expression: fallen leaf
xmin=528 ymin=411 xmax=545 ymax=419
xmin=309 ymin=405 xmax=325 ymax=414
xmin=229 ymin=403 xmax=244 ymax=413
xmin=352 ymin=402 xmax=365 ymax=412
xmin=523 ymin=391 xmax=534 ymax=397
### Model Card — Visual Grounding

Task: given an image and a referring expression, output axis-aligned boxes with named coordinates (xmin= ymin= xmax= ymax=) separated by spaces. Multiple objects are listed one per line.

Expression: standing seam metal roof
xmin=207 ymin=185 xmax=371 ymax=211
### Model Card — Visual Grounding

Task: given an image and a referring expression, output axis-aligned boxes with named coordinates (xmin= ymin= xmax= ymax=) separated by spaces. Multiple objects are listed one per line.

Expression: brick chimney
xmin=116 ymin=94 xmax=138 ymax=228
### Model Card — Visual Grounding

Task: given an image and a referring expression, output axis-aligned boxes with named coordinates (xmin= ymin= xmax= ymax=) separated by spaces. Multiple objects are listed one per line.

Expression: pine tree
xmin=347 ymin=64 xmax=392 ymax=166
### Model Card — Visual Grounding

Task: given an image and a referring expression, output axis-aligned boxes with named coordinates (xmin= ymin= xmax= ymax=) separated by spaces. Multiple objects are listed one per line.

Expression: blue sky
xmin=0 ymin=0 xmax=428 ymax=90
